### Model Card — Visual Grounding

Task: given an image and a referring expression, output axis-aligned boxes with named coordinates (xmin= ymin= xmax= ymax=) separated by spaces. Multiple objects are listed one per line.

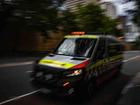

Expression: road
xmin=0 ymin=51 xmax=140 ymax=105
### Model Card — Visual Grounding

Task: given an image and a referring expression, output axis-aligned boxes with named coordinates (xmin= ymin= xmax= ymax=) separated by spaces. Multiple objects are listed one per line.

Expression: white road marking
xmin=26 ymin=70 xmax=32 ymax=73
xmin=0 ymin=90 xmax=40 ymax=105
xmin=0 ymin=61 xmax=33 ymax=68
xmin=123 ymin=55 xmax=140 ymax=62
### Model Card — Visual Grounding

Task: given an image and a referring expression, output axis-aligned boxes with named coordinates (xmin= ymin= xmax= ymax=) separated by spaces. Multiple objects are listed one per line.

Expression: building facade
xmin=122 ymin=1 xmax=139 ymax=42
xmin=64 ymin=0 xmax=117 ymax=19
xmin=100 ymin=1 xmax=117 ymax=19
xmin=63 ymin=0 xmax=98 ymax=12
xmin=125 ymin=17 xmax=139 ymax=42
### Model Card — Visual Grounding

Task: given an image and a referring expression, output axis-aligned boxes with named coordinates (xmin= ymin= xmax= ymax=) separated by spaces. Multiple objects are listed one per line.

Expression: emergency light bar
xmin=71 ymin=32 xmax=111 ymax=36
xmin=71 ymin=32 xmax=85 ymax=35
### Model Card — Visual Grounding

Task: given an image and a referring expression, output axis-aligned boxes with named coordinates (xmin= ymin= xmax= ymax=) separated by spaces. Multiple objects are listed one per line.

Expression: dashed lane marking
xmin=0 ymin=61 xmax=33 ymax=68
xmin=26 ymin=70 xmax=33 ymax=73
xmin=0 ymin=90 xmax=40 ymax=105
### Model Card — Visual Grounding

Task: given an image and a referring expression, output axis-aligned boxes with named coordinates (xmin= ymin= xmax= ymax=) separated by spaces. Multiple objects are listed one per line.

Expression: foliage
xmin=135 ymin=36 xmax=140 ymax=48
xmin=0 ymin=1 xmax=15 ymax=31
xmin=13 ymin=0 xmax=57 ymax=32
xmin=0 ymin=1 xmax=122 ymax=36
xmin=58 ymin=10 xmax=79 ymax=34
xmin=75 ymin=4 xmax=122 ymax=36
xmin=0 ymin=0 xmax=66 ymax=33
xmin=133 ymin=0 xmax=140 ymax=26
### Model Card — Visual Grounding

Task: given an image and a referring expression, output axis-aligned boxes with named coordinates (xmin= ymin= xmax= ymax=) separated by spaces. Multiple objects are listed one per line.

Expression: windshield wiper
xmin=72 ymin=56 xmax=86 ymax=60
xmin=55 ymin=53 xmax=71 ymax=56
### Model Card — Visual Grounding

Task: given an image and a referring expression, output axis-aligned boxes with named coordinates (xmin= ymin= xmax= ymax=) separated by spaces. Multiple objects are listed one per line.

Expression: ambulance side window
xmin=107 ymin=38 xmax=119 ymax=56
xmin=94 ymin=38 xmax=106 ymax=60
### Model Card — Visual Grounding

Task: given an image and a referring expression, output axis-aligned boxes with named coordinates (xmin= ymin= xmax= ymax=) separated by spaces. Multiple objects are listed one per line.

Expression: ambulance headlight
xmin=65 ymin=69 xmax=82 ymax=77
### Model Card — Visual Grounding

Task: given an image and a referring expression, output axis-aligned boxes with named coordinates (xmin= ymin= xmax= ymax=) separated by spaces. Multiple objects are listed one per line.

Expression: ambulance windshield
xmin=55 ymin=38 xmax=97 ymax=57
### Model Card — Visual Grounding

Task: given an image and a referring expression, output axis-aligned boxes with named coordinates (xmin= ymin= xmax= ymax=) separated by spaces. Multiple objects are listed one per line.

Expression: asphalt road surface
xmin=0 ymin=51 xmax=140 ymax=105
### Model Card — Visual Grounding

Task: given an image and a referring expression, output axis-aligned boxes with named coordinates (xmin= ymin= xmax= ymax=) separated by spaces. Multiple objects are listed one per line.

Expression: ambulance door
xmin=93 ymin=38 xmax=107 ymax=76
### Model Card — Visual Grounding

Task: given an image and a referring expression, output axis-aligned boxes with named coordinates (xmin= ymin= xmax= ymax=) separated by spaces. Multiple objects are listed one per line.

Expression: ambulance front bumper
xmin=30 ymin=65 xmax=83 ymax=96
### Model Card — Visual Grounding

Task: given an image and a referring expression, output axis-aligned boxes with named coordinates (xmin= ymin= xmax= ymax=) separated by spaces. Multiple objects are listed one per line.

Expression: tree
xmin=0 ymin=0 xmax=16 ymax=31
xmin=0 ymin=0 xmax=66 ymax=33
xmin=58 ymin=10 xmax=79 ymax=34
xmin=75 ymin=4 xmax=122 ymax=36
xmin=135 ymin=36 xmax=140 ymax=49
xmin=11 ymin=0 xmax=57 ymax=32
xmin=133 ymin=0 xmax=140 ymax=26
xmin=0 ymin=0 xmax=66 ymax=52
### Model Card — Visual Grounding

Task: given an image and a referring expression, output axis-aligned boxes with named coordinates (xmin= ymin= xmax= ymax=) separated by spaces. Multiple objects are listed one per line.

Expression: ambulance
xmin=30 ymin=32 xmax=124 ymax=96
